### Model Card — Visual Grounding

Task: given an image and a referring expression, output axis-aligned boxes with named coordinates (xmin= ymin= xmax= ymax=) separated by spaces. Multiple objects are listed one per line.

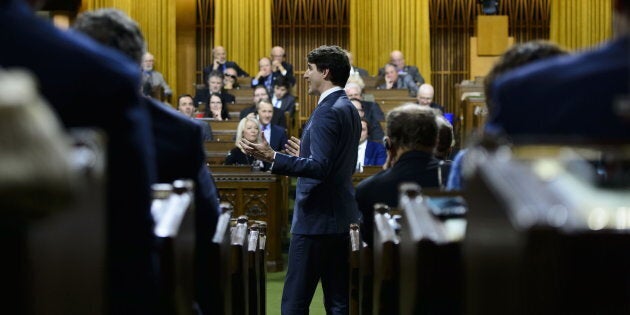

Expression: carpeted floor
xmin=266 ymin=270 xmax=326 ymax=314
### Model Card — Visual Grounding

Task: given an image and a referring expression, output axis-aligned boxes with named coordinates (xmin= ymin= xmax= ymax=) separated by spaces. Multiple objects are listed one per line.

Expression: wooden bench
xmin=152 ymin=180 xmax=196 ymax=314
xmin=229 ymin=102 xmax=253 ymax=114
xmin=230 ymin=216 xmax=250 ymax=315
xmin=372 ymin=203 xmax=400 ymax=315
xmin=212 ymin=166 xmax=289 ymax=272
xmin=213 ymin=130 xmax=237 ymax=142
xmin=364 ymin=88 xmax=413 ymax=100
xmin=208 ymin=203 xmax=234 ymax=315
xmin=397 ymin=183 xmax=464 ymax=315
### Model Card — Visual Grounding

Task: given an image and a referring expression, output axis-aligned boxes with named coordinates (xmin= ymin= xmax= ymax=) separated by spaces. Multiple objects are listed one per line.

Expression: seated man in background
xmin=271 ymin=46 xmax=296 ymax=86
xmin=345 ymin=81 xmax=385 ymax=121
xmin=74 ymin=9 xmax=221 ymax=315
xmin=378 ymin=63 xmax=418 ymax=97
xmin=251 ymin=57 xmax=276 ymax=94
xmin=417 ymin=83 xmax=445 ymax=114
xmin=194 ymin=70 xmax=235 ymax=106
xmin=435 ymin=115 xmax=455 ymax=161
xmin=357 ymin=118 xmax=387 ymax=168
xmin=346 ymin=50 xmax=369 ymax=77
xmin=351 ymin=98 xmax=384 ymax=142
xmin=271 ymin=76 xmax=296 ymax=117
xmin=177 ymin=94 xmax=213 ymax=141
xmin=355 ymin=104 xmax=446 ymax=247
xmin=203 ymin=45 xmax=249 ymax=82
xmin=256 ymin=99 xmax=288 ymax=153
xmin=240 ymin=85 xmax=287 ymax=128
xmin=141 ymin=52 xmax=172 ymax=101
xmin=378 ymin=50 xmax=425 ymax=86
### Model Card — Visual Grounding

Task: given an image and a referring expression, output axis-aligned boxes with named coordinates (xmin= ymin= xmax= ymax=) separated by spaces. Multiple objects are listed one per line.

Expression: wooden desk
xmin=352 ymin=166 xmax=382 ymax=186
xmin=363 ymin=76 xmax=380 ymax=89
xmin=211 ymin=166 xmax=289 ymax=271
xmin=364 ymin=89 xmax=413 ymax=100
xmin=228 ymin=103 xmax=252 ymax=113
xmin=195 ymin=118 xmax=239 ymax=131
xmin=213 ymin=130 xmax=236 ymax=142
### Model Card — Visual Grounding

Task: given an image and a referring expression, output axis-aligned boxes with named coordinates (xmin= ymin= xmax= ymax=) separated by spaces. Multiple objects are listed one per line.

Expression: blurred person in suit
xmin=240 ymin=45 xmax=361 ymax=314
xmin=178 ymin=94 xmax=213 ymax=141
xmin=487 ymin=0 xmax=629 ymax=141
xmin=74 ymin=9 xmax=222 ymax=314
xmin=356 ymin=104 xmax=445 ymax=247
xmin=0 ymin=0 xmax=158 ymax=313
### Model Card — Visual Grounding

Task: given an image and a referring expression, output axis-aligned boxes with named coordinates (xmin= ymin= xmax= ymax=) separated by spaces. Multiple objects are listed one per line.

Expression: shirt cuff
xmin=281 ymin=69 xmax=287 ymax=76
xmin=269 ymin=152 xmax=277 ymax=171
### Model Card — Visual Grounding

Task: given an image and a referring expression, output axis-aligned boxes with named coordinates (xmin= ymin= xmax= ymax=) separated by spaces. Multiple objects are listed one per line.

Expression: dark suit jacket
xmin=194 ymin=88 xmax=235 ymax=107
xmin=203 ymin=60 xmax=249 ymax=83
xmin=276 ymin=61 xmax=296 ymax=86
xmin=0 ymin=1 xmax=158 ymax=312
xmin=272 ymin=89 xmax=362 ymax=234
xmin=146 ymin=98 xmax=221 ymax=314
xmin=363 ymin=141 xmax=387 ymax=166
xmin=378 ymin=65 xmax=425 ymax=85
xmin=268 ymin=124 xmax=288 ymax=152
xmin=355 ymin=150 xmax=443 ymax=246
xmin=352 ymin=66 xmax=369 ymax=77
xmin=239 ymin=105 xmax=287 ymax=129
xmin=488 ymin=36 xmax=630 ymax=141
xmin=276 ymin=94 xmax=297 ymax=117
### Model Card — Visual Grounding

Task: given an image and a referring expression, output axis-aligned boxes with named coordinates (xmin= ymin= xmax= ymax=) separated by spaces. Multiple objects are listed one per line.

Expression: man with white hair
xmin=417 ymin=83 xmax=445 ymax=114
xmin=378 ymin=50 xmax=425 ymax=85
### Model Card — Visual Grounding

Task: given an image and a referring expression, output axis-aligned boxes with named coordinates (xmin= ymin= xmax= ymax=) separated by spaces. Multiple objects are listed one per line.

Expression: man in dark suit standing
xmin=241 ymin=45 xmax=361 ymax=314
xmin=487 ymin=0 xmax=630 ymax=141
xmin=0 ymin=1 xmax=158 ymax=313
xmin=74 ymin=9 xmax=222 ymax=315
xmin=203 ymin=45 xmax=249 ymax=82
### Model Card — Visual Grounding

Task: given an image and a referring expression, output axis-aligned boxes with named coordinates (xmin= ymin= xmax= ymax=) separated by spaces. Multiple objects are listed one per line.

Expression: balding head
xmin=417 ymin=84 xmax=435 ymax=106
xmin=271 ymin=46 xmax=285 ymax=63
xmin=213 ymin=46 xmax=227 ymax=63
xmin=344 ymin=82 xmax=363 ymax=100
xmin=390 ymin=50 xmax=405 ymax=70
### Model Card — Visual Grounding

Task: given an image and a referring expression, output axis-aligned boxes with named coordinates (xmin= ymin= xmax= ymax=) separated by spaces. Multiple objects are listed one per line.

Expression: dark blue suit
xmin=487 ymin=36 xmax=630 ymax=142
xmin=272 ymin=89 xmax=361 ymax=314
xmin=0 ymin=1 xmax=158 ymax=313
xmin=363 ymin=141 xmax=387 ymax=166
xmin=268 ymin=124 xmax=288 ymax=152
xmin=203 ymin=61 xmax=249 ymax=83
xmin=147 ymin=99 xmax=221 ymax=315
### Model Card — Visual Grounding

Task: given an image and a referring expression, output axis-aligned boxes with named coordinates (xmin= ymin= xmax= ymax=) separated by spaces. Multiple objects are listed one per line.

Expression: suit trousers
xmin=281 ymin=233 xmax=350 ymax=315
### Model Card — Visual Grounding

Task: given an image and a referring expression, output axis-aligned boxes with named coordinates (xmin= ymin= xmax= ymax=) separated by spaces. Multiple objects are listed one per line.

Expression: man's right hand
xmin=283 ymin=136 xmax=300 ymax=157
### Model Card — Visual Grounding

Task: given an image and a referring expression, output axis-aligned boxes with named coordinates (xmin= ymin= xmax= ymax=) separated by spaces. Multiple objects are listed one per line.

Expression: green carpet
xmin=266 ymin=270 xmax=326 ymax=314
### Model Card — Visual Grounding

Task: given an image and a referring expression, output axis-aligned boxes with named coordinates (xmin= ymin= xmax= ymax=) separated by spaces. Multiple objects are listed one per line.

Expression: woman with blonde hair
xmin=224 ymin=116 xmax=264 ymax=169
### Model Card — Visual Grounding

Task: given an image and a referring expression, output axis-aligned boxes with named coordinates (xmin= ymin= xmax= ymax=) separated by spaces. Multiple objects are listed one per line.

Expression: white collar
xmin=317 ymin=86 xmax=343 ymax=105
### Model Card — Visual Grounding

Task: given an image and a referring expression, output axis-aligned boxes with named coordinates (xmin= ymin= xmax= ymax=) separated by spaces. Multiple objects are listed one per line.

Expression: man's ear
xmin=321 ymin=68 xmax=331 ymax=80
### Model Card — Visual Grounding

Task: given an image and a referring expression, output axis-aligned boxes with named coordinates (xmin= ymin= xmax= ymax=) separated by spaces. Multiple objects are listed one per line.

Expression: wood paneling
xmin=196 ymin=0 xmax=215 ymax=84
xmin=430 ymin=0 xmax=550 ymax=119
xmin=272 ymin=0 xmax=349 ymax=132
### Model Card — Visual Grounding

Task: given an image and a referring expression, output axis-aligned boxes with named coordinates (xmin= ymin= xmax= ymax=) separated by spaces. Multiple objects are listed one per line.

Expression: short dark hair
xmin=177 ymin=94 xmax=193 ymax=104
xmin=273 ymin=76 xmax=291 ymax=90
xmin=484 ymin=41 xmax=566 ymax=111
xmin=386 ymin=104 xmax=438 ymax=151
xmin=208 ymin=70 xmax=224 ymax=82
xmin=307 ymin=45 xmax=350 ymax=87
xmin=73 ymin=9 xmax=145 ymax=65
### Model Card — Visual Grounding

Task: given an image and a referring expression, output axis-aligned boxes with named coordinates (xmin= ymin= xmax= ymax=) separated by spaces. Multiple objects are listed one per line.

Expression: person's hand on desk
xmin=240 ymin=134 xmax=276 ymax=163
